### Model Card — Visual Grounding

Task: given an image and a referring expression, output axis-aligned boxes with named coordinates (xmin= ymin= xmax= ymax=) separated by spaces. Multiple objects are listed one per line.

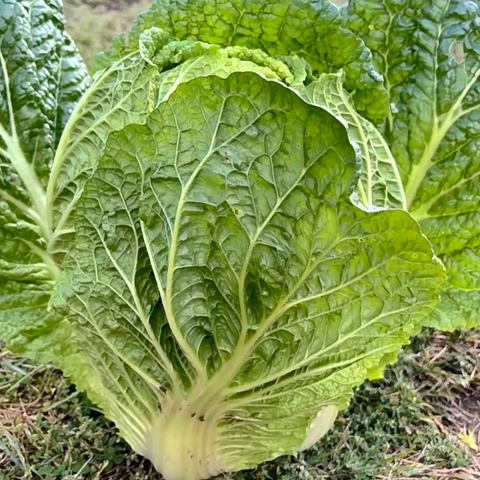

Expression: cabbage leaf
xmin=0 ymin=0 xmax=89 ymax=363
xmin=93 ymin=0 xmax=389 ymax=123
xmin=298 ymin=73 xmax=406 ymax=210
xmin=346 ymin=0 xmax=480 ymax=329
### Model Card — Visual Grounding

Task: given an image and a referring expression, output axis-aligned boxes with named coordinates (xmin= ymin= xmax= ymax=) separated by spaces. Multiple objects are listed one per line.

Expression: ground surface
xmin=63 ymin=0 xmax=151 ymax=66
xmin=1 ymin=331 xmax=479 ymax=479
xmin=1 ymin=0 xmax=480 ymax=478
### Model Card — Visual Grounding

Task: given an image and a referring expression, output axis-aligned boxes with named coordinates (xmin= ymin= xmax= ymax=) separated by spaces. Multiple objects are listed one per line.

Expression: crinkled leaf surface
xmin=0 ymin=0 xmax=90 ymax=363
xmin=46 ymin=52 xmax=161 ymax=251
xmin=0 ymin=0 xmax=90 ymax=182
xmin=47 ymin=39 xmax=316 ymax=256
xmin=299 ymin=73 xmax=406 ymax=210
xmin=345 ymin=0 xmax=480 ymax=330
xmin=53 ymin=72 xmax=444 ymax=475
xmin=93 ymin=0 xmax=388 ymax=123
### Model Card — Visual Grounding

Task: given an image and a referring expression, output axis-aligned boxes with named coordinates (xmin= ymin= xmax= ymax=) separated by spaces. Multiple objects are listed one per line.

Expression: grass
xmin=1 ymin=329 xmax=479 ymax=480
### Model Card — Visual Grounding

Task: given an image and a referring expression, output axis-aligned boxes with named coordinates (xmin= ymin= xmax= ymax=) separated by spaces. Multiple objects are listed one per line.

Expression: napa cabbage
xmin=0 ymin=1 xmax=477 ymax=479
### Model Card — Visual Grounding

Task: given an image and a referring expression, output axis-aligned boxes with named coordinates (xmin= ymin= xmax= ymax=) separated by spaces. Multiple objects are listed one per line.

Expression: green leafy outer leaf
xmin=46 ymin=39 xmax=310 ymax=255
xmin=298 ymin=72 xmax=406 ymax=210
xmin=0 ymin=0 xmax=90 ymax=364
xmin=53 ymin=72 xmax=444 ymax=479
xmin=92 ymin=0 xmax=389 ymax=123
xmin=345 ymin=0 xmax=480 ymax=330
xmin=0 ymin=1 xmax=106 ymax=436
xmin=0 ymin=0 xmax=90 ymax=182
xmin=42 ymin=45 xmax=349 ymax=458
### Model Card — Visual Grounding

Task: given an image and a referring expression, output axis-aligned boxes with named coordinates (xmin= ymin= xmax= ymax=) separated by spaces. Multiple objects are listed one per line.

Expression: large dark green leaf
xmin=92 ymin=0 xmax=388 ymax=123
xmin=346 ymin=0 xmax=480 ymax=329
xmin=0 ymin=0 xmax=89 ymax=363
xmin=0 ymin=0 xmax=89 ymax=182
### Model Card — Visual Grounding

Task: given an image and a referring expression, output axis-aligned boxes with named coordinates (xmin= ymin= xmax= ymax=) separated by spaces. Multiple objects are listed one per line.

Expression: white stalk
xmin=145 ymin=398 xmax=229 ymax=480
